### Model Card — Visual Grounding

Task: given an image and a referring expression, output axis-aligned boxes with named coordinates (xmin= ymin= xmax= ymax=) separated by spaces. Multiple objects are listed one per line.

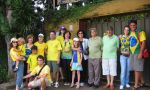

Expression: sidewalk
xmin=1 ymin=81 xmax=150 ymax=90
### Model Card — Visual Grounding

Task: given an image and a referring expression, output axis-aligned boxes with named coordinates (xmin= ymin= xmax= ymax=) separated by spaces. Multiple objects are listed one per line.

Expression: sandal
xmin=76 ymin=84 xmax=80 ymax=88
xmin=103 ymin=84 xmax=110 ymax=88
xmin=110 ymin=85 xmax=114 ymax=90
xmin=132 ymin=86 xmax=140 ymax=90
xmin=70 ymin=83 xmax=74 ymax=88
xmin=140 ymin=83 xmax=146 ymax=87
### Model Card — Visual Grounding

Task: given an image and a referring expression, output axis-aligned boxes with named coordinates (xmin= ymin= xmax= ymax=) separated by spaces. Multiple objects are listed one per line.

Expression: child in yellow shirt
xmin=27 ymin=45 xmax=38 ymax=73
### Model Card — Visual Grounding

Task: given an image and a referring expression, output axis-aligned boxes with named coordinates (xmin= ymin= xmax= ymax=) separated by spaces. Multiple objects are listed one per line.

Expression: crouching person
xmin=24 ymin=55 xmax=52 ymax=90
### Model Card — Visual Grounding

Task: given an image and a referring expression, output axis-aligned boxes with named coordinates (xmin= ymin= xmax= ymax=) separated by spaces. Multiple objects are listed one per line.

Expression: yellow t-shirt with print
xmin=56 ymin=35 xmax=64 ymax=44
xmin=10 ymin=48 xmax=20 ymax=61
xmin=61 ymin=39 xmax=73 ymax=59
xmin=18 ymin=44 xmax=26 ymax=56
xmin=27 ymin=54 xmax=38 ymax=72
xmin=46 ymin=39 xmax=62 ymax=61
xmin=34 ymin=42 xmax=47 ymax=56
xmin=129 ymin=30 xmax=146 ymax=54
xmin=31 ymin=65 xmax=52 ymax=82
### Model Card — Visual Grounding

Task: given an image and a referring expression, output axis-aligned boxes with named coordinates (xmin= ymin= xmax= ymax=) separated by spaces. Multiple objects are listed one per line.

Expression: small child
xmin=70 ymin=38 xmax=83 ymax=88
xmin=13 ymin=37 xmax=26 ymax=72
xmin=27 ymin=45 xmax=38 ymax=74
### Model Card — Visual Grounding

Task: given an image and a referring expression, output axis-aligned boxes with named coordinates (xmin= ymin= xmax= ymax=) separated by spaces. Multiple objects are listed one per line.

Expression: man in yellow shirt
xmin=46 ymin=31 xmax=62 ymax=88
xmin=129 ymin=20 xmax=146 ymax=89
xmin=34 ymin=33 xmax=47 ymax=56
xmin=24 ymin=55 xmax=52 ymax=90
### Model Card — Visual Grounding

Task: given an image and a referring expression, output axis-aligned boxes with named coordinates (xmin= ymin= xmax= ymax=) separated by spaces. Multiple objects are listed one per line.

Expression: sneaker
xmin=87 ymin=83 xmax=93 ymax=87
xmin=64 ymin=82 xmax=70 ymax=86
xmin=70 ymin=83 xmax=74 ymax=88
xmin=126 ymin=84 xmax=130 ymax=88
xmin=13 ymin=67 xmax=18 ymax=72
xmin=48 ymin=82 xmax=53 ymax=87
xmin=76 ymin=84 xmax=80 ymax=88
xmin=93 ymin=84 xmax=99 ymax=88
xmin=54 ymin=82 xmax=59 ymax=88
xmin=120 ymin=85 xmax=124 ymax=90
xmin=80 ymin=82 xmax=84 ymax=86
xmin=20 ymin=83 xmax=24 ymax=88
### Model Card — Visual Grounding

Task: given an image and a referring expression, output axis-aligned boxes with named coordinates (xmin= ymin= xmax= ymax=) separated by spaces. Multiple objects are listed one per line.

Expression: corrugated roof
xmin=82 ymin=0 xmax=150 ymax=19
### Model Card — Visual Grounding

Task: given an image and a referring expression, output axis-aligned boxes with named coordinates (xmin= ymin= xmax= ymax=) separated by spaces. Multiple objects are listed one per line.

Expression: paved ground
xmin=0 ymin=80 xmax=150 ymax=90
xmin=5 ymin=83 xmax=150 ymax=90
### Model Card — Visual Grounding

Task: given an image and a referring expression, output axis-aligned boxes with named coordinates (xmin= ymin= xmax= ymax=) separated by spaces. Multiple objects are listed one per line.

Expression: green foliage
xmin=0 ymin=13 xmax=10 ymax=35
xmin=10 ymin=0 xmax=39 ymax=36
xmin=0 ymin=62 xmax=9 ymax=83
xmin=45 ymin=0 xmax=112 ymax=27
xmin=46 ymin=3 xmax=97 ymax=27
xmin=0 ymin=36 xmax=8 ymax=83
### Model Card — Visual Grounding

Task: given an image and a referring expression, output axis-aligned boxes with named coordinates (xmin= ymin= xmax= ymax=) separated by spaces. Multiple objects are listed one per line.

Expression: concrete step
xmin=0 ymin=80 xmax=15 ymax=90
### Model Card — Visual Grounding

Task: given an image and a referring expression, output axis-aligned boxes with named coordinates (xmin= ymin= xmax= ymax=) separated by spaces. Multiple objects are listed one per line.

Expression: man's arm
xmin=23 ymin=73 xmax=32 ymax=79
xmin=138 ymin=40 xmax=146 ymax=59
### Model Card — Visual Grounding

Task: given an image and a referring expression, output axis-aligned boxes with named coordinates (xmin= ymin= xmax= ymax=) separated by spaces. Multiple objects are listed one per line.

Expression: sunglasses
xmin=12 ymin=41 xmax=18 ymax=43
xmin=79 ymin=32 xmax=83 ymax=34
xmin=37 ymin=59 xmax=44 ymax=61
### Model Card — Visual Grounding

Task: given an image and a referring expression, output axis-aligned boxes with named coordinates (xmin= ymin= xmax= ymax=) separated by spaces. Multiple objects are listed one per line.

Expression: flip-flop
xmin=132 ymin=86 xmax=140 ymax=90
xmin=110 ymin=85 xmax=114 ymax=90
xmin=103 ymin=84 xmax=110 ymax=88
xmin=140 ymin=83 xmax=146 ymax=87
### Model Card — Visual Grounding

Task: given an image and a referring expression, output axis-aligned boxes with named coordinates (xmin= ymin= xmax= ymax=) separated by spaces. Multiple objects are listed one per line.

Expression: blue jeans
xmin=120 ymin=55 xmax=130 ymax=86
xmin=16 ymin=61 xmax=24 ymax=87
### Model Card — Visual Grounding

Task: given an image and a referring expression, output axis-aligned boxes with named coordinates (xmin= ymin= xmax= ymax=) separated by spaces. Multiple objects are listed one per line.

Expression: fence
xmin=79 ymin=12 xmax=150 ymax=84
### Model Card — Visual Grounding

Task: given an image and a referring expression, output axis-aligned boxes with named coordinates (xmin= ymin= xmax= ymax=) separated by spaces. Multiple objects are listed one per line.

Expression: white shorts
xmin=102 ymin=59 xmax=117 ymax=76
xmin=28 ymin=78 xmax=52 ymax=88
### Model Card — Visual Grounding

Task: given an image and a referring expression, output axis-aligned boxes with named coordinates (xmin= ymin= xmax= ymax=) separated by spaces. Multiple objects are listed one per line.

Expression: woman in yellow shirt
xmin=9 ymin=37 xmax=24 ymax=90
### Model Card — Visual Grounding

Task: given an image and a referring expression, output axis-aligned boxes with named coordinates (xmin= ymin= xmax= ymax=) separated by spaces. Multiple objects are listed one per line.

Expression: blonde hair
xmin=18 ymin=37 xmax=25 ymax=44
xmin=26 ymin=34 xmax=34 ymax=41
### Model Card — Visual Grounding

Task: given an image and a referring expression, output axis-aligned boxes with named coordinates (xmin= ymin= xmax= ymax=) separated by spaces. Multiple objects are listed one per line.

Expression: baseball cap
xmin=11 ymin=38 xmax=18 ymax=43
xmin=73 ymin=37 xmax=79 ymax=41
xmin=38 ymin=33 xmax=44 ymax=37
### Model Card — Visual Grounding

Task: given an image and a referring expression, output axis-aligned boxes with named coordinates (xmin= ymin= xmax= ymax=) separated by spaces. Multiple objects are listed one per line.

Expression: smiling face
xmin=28 ymin=37 xmax=33 ymax=44
xmin=65 ymin=32 xmax=70 ymax=39
xmin=129 ymin=22 xmax=137 ymax=31
xmin=91 ymin=29 xmax=97 ymax=37
xmin=124 ymin=27 xmax=130 ymax=35
xmin=78 ymin=31 xmax=84 ymax=39
xmin=18 ymin=40 xmax=22 ymax=46
xmin=107 ymin=29 xmax=113 ymax=36
xmin=12 ymin=41 xmax=18 ymax=48
xmin=37 ymin=58 xmax=44 ymax=65
xmin=50 ymin=32 xmax=56 ymax=40
xmin=73 ymin=41 xmax=79 ymax=48
xmin=38 ymin=36 xmax=44 ymax=42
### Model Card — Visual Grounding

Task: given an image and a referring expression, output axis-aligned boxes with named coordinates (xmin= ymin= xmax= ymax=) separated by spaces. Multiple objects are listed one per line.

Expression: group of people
xmin=9 ymin=20 xmax=146 ymax=90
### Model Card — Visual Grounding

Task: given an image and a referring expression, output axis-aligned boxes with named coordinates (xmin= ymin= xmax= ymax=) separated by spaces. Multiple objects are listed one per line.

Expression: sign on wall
xmin=58 ymin=0 xmax=81 ymax=4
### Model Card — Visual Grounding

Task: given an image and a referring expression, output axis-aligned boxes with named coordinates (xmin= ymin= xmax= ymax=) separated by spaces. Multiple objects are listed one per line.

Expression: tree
xmin=0 ymin=0 xmax=46 ymax=78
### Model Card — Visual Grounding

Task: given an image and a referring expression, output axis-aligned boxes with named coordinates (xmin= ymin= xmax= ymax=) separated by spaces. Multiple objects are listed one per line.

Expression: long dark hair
xmin=63 ymin=31 xmax=71 ymax=39
xmin=77 ymin=30 xmax=85 ymax=38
